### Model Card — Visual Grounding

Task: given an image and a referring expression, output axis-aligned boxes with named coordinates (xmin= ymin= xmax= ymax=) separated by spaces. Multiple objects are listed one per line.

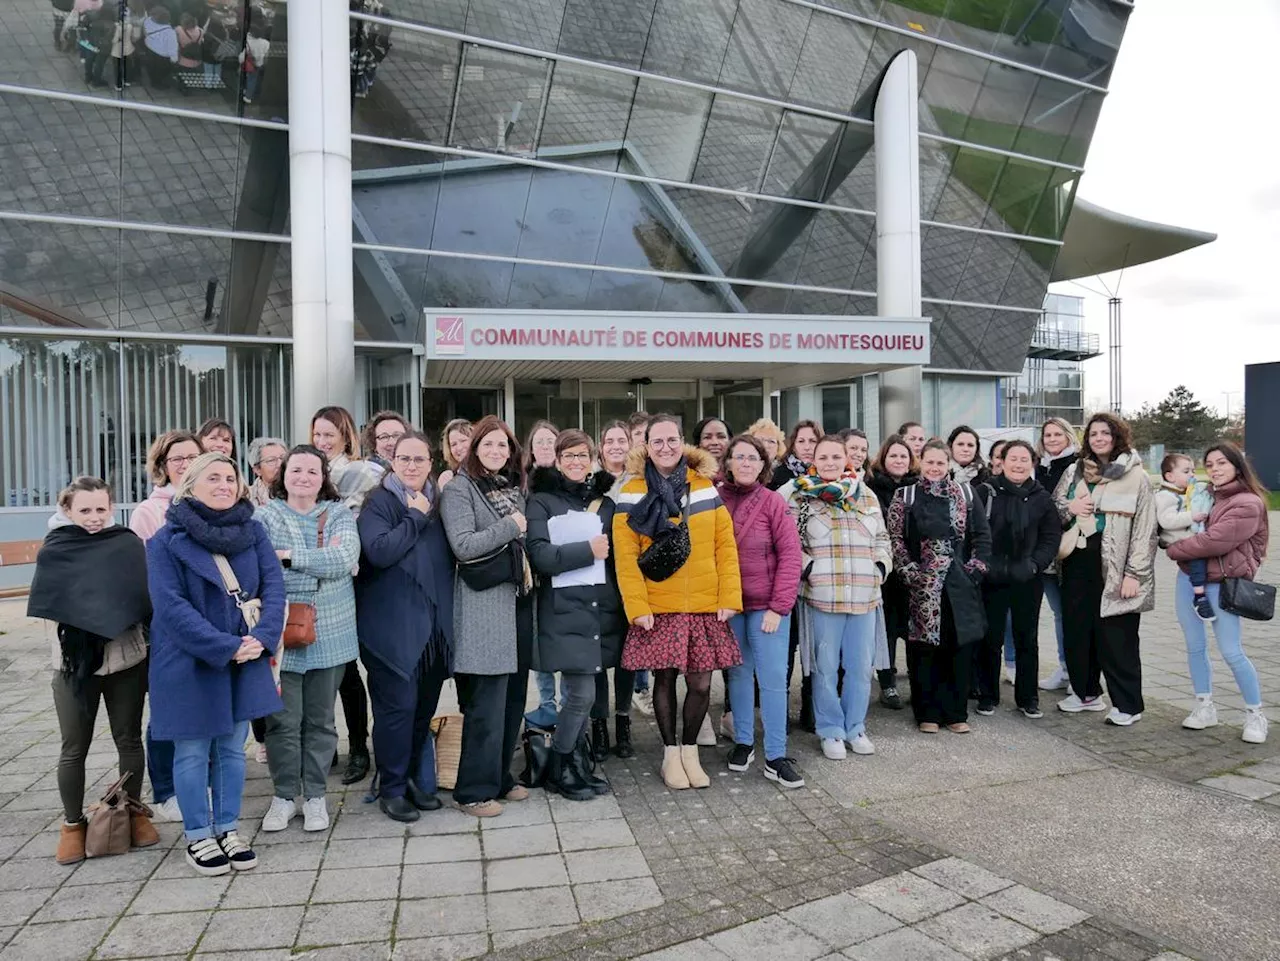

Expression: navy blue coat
xmin=147 ymin=517 xmax=285 ymax=741
xmin=355 ymin=484 xmax=455 ymax=681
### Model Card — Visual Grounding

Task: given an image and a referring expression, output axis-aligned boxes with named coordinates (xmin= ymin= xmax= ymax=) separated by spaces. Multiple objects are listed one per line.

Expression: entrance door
xmin=640 ymin=382 xmax=699 ymax=434
xmin=422 ymin=387 xmax=499 ymax=431
xmin=582 ymin=381 xmax=638 ymax=441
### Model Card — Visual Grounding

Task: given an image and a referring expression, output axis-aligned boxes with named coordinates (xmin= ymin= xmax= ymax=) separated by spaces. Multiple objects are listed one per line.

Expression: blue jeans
xmin=1041 ymin=574 xmax=1066 ymax=666
xmin=809 ymin=607 xmax=876 ymax=741
xmin=1003 ymin=614 xmax=1015 ymax=666
xmin=172 ymin=720 xmax=249 ymax=842
xmin=1175 ymin=572 xmax=1262 ymax=706
xmin=146 ymin=724 xmax=175 ymax=804
xmin=634 ymin=670 xmax=650 ymax=693
xmin=525 ymin=671 xmax=559 ymax=729
xmin=1186 ymin=557 xmax=1208 ymax=589
xmin=727 ymin=611 xmax=791 ymax=760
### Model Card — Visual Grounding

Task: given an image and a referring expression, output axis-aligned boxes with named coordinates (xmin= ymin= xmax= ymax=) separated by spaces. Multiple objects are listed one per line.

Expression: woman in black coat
xmin=866 ymin=434 xmax=919 ymax=709
xmin=974 ymin=441 xmax=1060 ymax=720
xmin=526 ymin=430 xmax=626 ymax=801
xmin=356 ymin=432 xmax=455 ymax=823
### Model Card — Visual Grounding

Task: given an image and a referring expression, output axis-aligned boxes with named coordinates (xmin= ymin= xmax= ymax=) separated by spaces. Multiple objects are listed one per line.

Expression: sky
xmin=1051 ymin=0 xmax=1280 ymax=417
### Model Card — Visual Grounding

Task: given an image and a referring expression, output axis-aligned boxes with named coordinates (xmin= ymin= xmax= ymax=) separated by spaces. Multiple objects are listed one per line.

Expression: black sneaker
xmin=1020 ymin=702 xmax=1044 ymax=719
xmin=879 ymin=686 xmax=904 ymax=710
xmin=216 ymin=831 xmax=257 ymax=871
xmin=186 ymin=837 xmax=231 ymax=876
xmin=763 ymin=756 xmax=805 ymax=789
xmin=727 ymin=744 xmax=754 ymax=772
xmin=1194 ymin=594 xmax=1217 ymax=622
xmin=975 ymin=701 xmax=997 ymax=716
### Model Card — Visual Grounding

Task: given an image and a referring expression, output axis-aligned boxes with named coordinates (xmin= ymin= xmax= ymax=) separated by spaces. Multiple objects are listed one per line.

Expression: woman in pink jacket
xmin=718 ymin=434 xmax=803 ymax=787
xmin=1167 ymin=441 xmax=1271 ymax=744
xmin=130 ymin=430 xmax=202 ymax=542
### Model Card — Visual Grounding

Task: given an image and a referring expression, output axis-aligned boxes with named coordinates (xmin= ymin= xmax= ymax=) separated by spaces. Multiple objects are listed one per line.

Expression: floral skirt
xmin=621 ymin=613 xmax=742 ymax=674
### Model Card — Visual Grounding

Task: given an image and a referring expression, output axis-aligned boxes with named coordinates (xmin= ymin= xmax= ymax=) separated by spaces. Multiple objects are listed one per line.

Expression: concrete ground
xmin=0 ymin=526 xmax=1274 ymax=960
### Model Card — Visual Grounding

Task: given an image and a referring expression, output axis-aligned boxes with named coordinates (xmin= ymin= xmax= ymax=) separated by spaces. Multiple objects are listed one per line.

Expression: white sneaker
xmin=1003 ymin=663 xmax=1017 ymax=686
xmin=262 ymin=796 xmax=296 ymax=832
xmin=1182 ymin=701 xmax=1219 ymax=730
xmin=633 ymin=690 xmax=654 ymax=716
xmin=1039 ymin=665 xmax=1069 ymax=691
xmin=1243 ymin=711 xmax=1269 ymax=744
xmin=821 ymin=737 xmax=847 ymax=760
xmin=1057 ymin=693 xmax=1107 ymax=713
xmin=848 ymin=733 xmax=875 ymax=755
xmin=302 ymin=797 xmax=329 ymax=832
xmin=1105 ymin=708 xmax=1142 ymax=726
xmin=696 ymin=714 xmax=717 ymax=747
xmin=151 ymin=796 xmax=183 ymax=823
xmin=719 ymin=712 xmax=735 ymax=740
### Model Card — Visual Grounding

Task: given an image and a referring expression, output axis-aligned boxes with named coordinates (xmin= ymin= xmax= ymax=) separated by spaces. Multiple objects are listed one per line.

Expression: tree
xmin=1224 ymin=407 xmax=1245 ymax=446
xmin=1125 ymin=386 xmax=1227 ymax=453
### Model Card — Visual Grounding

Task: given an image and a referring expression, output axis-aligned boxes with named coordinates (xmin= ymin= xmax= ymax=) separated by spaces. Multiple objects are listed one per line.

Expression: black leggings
xmin=653 ymin=669 xmax=711 ymax=746
xmin=591 ymin=667 xmax=637 ymax=719
xmin=338 ymin=659 xmax=369 ymax=751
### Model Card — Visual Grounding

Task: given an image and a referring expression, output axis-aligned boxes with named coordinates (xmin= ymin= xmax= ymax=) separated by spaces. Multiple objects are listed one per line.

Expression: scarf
xmin=166 ymin=497 xmax=258 ymax=555
xmin=784 ymin=452 xmax=809 ymax=479
xmin=383 ymin=471 xmax=435 ymax=511
xmin=906 ymin=477 xmax=968 ymax=647
xmin=28 ymin=524 xmax=152 ymax=690
xmin=1066 ymin=451 xmax=1147 ymax=543
xmin=628 ymin=456 xmax=688 ymax=540
xmin=470 ymin=469 xmax=533 ymax=595
xmin=951 ymin=460 xmax=982 ymax=486
xmin=990 ymin=474 xmax=1036 ymax=554
xmin=1041 ymin=445 xmax=1077 ymax=469
xmin=792 ymin=467 xmax=861 ymax=512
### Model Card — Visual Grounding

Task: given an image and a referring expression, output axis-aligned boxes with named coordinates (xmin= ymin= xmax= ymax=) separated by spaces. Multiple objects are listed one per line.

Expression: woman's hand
xmin=233 ymin=636 xmax=264 ymax=663
xmin=589 ymin=535 xmax=610 ymax=560
xmin=1192 ymin=512 xmax=1209 ymax=523
xmin=632 ymin=614 xmax=654 ymax=631
xmin=275 ymin=550 xmax=291 ymax=562
xmin=1069 ymin=491 xmax=1095 ymax=517
xmin=1120 ymin=575 xmax=1140 ymax=599
xmin=761 ymin=610 xmax=782 ymax=633
xmin=716 ymin=608 xmax=735 ymax=623
xmin=407 ymin=491 xmax=430 ymax=514
xmin=510 ymin=511 xmax=527 ymax=534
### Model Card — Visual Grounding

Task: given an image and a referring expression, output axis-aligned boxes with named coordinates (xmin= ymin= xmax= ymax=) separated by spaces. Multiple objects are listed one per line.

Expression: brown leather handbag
xmin=283 ymin=510 xmax=327 ymax=649
xmin=85 ymin=772 xmax=138 ymax=858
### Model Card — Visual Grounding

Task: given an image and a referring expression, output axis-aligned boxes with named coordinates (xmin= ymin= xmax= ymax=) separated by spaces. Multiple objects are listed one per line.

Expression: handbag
xmin=636 ymin=500 xmax=690 ymax=582
xmin=518 ymin=726 xmax=553 ymax=788
xmin=85 ymin=772 xmax=141 ymax=858
xmin=282 ymin=510 xmax=327 ymax=649
xmin=1218 ymin=559 xmax=1275 ymax=621
xmin=430 ymin=713 xmax=463 ymax=790
xmin=457 ymin=542 xmax=520 ymax=591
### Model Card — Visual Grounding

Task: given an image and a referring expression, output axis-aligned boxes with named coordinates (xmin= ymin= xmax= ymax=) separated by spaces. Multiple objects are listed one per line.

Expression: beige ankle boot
xmin=679 ymin=744 xmax=710 ymax=789
xmin=661 ymin=746 xmax=690 ymax=790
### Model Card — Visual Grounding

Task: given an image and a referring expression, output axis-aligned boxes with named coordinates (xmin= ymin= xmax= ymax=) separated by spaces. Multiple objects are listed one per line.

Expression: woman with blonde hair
xmin=438 ymin=419 xmax=472 ymax=489
xmin=746 ymin=418 xmax=785 ymax=474
xmin=1035 ymin=416 xmax=1078 ymax=693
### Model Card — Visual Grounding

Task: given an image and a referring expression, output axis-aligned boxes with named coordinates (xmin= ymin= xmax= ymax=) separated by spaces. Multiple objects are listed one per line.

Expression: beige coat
xmin=1052 ymin=451 xmax=1157 ymax=618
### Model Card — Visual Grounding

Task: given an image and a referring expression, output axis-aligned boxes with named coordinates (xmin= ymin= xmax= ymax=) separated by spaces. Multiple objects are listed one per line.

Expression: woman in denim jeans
xmin=719 ymin=435 xmax=803 ymax=787
xmin=1035 ymin=417 xmax=1077 ymax=693
xmin=146 ymin=453 xmax=284 ymax=876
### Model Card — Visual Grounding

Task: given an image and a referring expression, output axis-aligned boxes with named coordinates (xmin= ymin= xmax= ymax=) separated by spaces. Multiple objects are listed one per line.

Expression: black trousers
xmin=906 ymin=601 xmax=971 ymax=725
xmin=979 ymin=580 xmax=1043 ymax=709
xmin=453 ymin=595 xmax=532 ymax=804
xmin=338 ymin=659 xmax=369 ymax=751
xmin=591 ymin=666 xmax=636 ymax=719
xmin=364 ymin=647 xmax=449 ymax=799
xmin=1061 ymin=534 xmax=1145 ymax=714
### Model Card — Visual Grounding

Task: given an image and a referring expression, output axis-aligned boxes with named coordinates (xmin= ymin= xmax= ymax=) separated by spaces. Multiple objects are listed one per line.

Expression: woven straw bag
xmin=429 ymin=713 xmax=464 ymax=790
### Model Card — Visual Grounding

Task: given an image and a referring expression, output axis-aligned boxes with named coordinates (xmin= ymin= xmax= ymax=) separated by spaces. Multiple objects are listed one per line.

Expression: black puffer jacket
xmin=982 ymin=475 xmax=1060 ymax=586
xmin=866 ymin=469 xmax=918 ymax=642
xmin=1036 ymin=450 xmax=1075 ymax=495
xmin=526 ymin=468 xmax=626 ymax=674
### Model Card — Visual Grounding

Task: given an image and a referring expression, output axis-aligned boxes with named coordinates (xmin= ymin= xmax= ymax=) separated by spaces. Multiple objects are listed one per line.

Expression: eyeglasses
xmin=650 ymin=438 xmax=682 ymax=449
xmin=166 ymin=454 xmax=200 ymax=465
xmin=394 ymin=455 xmax=430 ymax=467
xmin=730 ymin=454 xmax=762 ymax=464
xmin=257 ymin=456 xmax=284 ymax=467
xmin=559 ymin=452 xmax=592 ymax=463
xmin=375 ymin=432 xmax=405 ymax=443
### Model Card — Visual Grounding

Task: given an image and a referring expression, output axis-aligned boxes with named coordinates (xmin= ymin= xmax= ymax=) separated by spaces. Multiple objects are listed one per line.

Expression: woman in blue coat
xmin=147 ymin=452 xmax=285 ymax=878
xmin=356 ymin=431 xmax=455 ymax=823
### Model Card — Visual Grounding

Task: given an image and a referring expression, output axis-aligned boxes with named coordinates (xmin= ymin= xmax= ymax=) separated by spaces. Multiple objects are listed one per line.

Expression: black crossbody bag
xmin=1218 ymin=558 xmax=1275 ymax=621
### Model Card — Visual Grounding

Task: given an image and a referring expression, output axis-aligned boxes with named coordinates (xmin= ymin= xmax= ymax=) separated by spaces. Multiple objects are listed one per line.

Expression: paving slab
xmin=911 ymin=857 xmax=1015 ymax=900
xmin=199 ymin=905 xmax=304 ymax=952
xmin=404 ymin=832 xmax=483 ymax=865
xmin=780 ymin=892 xmax=901 ymax=949
xmin=705 ymin=915 xmax=830 ymax=961
xmin=981 ymin=883 xmax=1090 ymax=934
xmin=915 ymin=902 xmax=1040 ymax=959
xmin=842 ymin=925 xmax=969 ymax=961
xmin=573 ymin=876 xmax=664 ymax=922
xmin=853 ymin=871 xmax=966 ymax=924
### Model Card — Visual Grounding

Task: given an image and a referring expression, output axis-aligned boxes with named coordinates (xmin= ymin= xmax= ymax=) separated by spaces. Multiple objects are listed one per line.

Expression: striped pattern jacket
xmin=778 ymin=479 xmax=890 ymax=615
xmin=256 ymin=499 xmax=361 ymax=673
xmin=613 ymin=446 xmax=743 ymax=620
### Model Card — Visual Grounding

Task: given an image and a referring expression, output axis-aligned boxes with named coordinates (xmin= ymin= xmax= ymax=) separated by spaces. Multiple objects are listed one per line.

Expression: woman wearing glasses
xmin=247 ymin=437 xmax=288 ymax=509
xmin=523 ymin=420 xmax=565 ymax=733
xmin=362 ymin=411 xmax=409 ymax=472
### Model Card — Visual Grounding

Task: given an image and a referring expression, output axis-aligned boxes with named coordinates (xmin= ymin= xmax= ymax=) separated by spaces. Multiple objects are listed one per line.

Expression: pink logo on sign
xmin=435 ymin=316 xmax=464 ymax=355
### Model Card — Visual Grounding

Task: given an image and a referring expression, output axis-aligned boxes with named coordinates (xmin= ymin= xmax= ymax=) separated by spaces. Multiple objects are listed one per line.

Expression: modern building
xmin=1013 ymin=291 xmax=1097 ymax=429
xmin=1 ymin=0 xmax=1216 ymax=553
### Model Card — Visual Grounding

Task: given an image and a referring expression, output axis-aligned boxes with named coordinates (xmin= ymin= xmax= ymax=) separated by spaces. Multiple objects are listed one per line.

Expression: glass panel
xmin=384 ymin=0 xmax=470 ymax=32
xmin=622 ymin=79 xmax=711 ymax=182
xmin=352 ymin=31 xmax=461 ymax=149
xmin=421 ymin=388 xmax=500 ymax=449
xmin=641 ymin=0 xmax=737 ymax=86
xmin=952 ymin=62 xmax=1036 ymax=153
xmin=762 ymin=112 xmax=842 ymax=199
xmin=717 ymin=0 xmax=812 ymax=99
xmin=641 ymin=381 xmax=698 ymax=432
xmin=919 ymin=47 xmax=984 ymax=138
xmin=952 ymin=232 xmax=1016 ymax=305
xmin=720 ymin=384 xmax=764 ymax=435
xmin=0 ymin=221 xmax=121 ymax=330
xmin=449 ymin=45 xmax=550 ymax=154
xmin=691 ymin=97 xmax=781 ymax=192
xmin=786 ymin=11 xmax=877 ymax=112
xmin=512 ymin=379 xmax=580 ymax=443
xmin=582 ymin=381 xmax=640 ymax=442
xmin=981 ymin=158 xmax=1054 ymax=237
xmin=557 ymin=0 xmax=659 ymax=68
xmin=974 ymin=308 xmax=1039 ymax=374
xmin=538 ymin=63 xmax=638 ymax=149
xmin=821 ymin=385 xmax=851 ymax=433
xmin=466 ymin=0 xmax=568 ymax=50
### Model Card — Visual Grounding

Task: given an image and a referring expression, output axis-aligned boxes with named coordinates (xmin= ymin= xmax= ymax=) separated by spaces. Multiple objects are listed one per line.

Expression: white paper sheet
xmin=547 ymin=511 xmax=606 ymax=588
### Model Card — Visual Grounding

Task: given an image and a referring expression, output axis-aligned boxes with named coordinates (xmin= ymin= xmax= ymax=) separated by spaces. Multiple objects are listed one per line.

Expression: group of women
xmin=29 ymin=402 xmax=1271 ymax=874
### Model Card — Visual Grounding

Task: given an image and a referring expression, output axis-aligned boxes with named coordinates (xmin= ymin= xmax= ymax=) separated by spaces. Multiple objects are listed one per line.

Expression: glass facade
xmin=1 ymin=0 xmax=1127 ymax=507
xmin=1015 ymin=291 xmax=1098 ymax=427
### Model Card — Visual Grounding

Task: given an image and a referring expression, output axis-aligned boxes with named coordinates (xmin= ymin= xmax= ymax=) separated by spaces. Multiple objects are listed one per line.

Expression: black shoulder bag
xmin=637 ymin=499 xmax=691 ymax=583
xmin=1218 ymin=558 xmax=1275 ymax=622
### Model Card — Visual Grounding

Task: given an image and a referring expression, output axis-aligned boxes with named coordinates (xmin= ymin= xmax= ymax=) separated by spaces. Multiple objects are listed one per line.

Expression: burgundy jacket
xmin=1166 ymin=479 xmax=1269 ymax=582
xmin=718 ymin=480 xmax=803 ymax=616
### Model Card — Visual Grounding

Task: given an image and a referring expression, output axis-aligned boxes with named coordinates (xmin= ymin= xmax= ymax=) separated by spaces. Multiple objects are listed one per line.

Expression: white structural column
xmin=289 ymin=0 xmax=355 ymax=439
xmin=874 ymin=49 xmax=924 ymax=434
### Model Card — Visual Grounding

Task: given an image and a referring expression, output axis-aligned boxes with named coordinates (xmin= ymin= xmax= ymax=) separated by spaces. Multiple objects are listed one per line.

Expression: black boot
xmin=406 ymin=779 xmax=442 ymax=811
xmin=379 ymin=795 xmax=420 ymax=822
xmin=341 ymin=746 xmax=370 ymax=785
xmin=613 ymin=715 xmax=635 ymax=759
xmin=548 ymin=749 xmax=594 ymax=801
xmin=576 ymin=735 xmax=610 ymax=796
xmin=590 ymin=717 xmax=610 ymax=762
xmin=798 ymin=676 xmax=816 ymax=733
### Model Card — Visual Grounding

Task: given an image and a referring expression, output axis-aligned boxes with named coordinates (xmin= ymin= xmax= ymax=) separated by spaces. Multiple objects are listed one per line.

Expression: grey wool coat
xmin=439 ymin=471 xmax=526 ymax=675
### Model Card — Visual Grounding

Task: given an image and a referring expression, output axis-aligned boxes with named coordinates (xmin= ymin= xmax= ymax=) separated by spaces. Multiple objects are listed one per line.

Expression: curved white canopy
xmin=1053 ymin=196 xmax=1217 ymax=282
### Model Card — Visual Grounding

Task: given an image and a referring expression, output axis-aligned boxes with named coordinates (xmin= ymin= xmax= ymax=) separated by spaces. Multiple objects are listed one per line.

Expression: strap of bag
xmin=586 ymin=498 xmax=603 ymax=515
xmin=213 ymin=553 xmax=244 ymax=597
xmin=316 ymin=509 xmax=329 ymax=547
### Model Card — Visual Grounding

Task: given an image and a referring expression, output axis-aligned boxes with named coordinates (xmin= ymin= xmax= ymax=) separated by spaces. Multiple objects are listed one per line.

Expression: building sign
xmin=424 ymin=311 xmax=930 ymax=365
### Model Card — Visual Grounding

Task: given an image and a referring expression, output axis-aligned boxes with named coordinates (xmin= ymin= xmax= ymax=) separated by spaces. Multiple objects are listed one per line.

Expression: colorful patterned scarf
xmin=793 ymin=468 xmax=862 ymax=512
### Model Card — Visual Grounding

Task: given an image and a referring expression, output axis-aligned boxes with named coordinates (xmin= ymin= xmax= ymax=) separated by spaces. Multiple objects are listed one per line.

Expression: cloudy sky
xmin=1053 ymin=0 xmax=1280 ymax=416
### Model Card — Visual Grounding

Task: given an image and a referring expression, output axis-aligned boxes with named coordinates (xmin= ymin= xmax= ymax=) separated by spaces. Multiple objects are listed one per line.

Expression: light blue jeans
xmin=525 ymin=671 xmax=560 ymax=729
xmin=172 ymin=720 xmax=249 ymax=842
xmin=809 ymin=607 xmax=876 ymax=741
xmin=1175 ymin=572 xmax=1262 ymax=706
xmin=1042 ymin=574 xmax=1066 ymax=666
xmin=727 ymin=611 xmax=791 ymax=760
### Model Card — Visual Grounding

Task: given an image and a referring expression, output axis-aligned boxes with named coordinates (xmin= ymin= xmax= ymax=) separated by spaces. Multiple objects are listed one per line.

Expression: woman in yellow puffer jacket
xmin=614 ymin=415 xmax=742 ymax=791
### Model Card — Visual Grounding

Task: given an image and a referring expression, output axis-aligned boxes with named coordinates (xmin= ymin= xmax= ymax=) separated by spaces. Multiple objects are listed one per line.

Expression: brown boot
xmin=679 ymin=745 xmax=710 ymax=789
xmin=131 ymin=813 xmax=159 ymax=848
xmin=56 ymin=821 xmax=86 ymax=865
xmin=661 ymin=746 xmax=690 ymax=790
